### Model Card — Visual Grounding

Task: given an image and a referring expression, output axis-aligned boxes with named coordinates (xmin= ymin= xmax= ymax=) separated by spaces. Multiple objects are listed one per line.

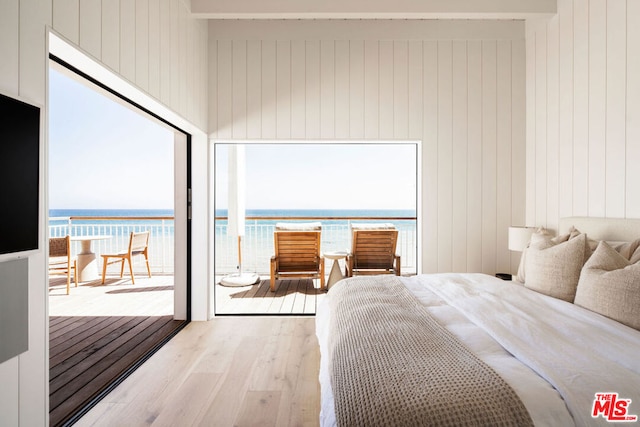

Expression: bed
xmin=316 ymin=217 xmax=640 ymax=426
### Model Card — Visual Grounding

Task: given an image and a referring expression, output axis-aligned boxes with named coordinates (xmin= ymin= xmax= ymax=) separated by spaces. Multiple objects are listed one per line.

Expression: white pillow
xmin=515 ymin=227 xmax=571 ymax=283
xmin=575 ymin=241 xmax=640 ymax=331
xmin=524 ymin=234 xmax=589 ymax=302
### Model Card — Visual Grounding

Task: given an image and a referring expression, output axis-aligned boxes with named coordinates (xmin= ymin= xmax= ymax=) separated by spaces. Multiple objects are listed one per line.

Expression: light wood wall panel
xmin=52 ymin=0 xmax=208 ymax=130
xmin=209 ymin=20 xmax=526 ymax=274
xmin=526 ymin=0 xmax=640 ymax=231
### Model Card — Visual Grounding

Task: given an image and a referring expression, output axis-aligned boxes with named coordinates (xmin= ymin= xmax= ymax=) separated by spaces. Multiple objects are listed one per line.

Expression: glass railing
xmin=48 ymin=215 xmax=418 ymax=276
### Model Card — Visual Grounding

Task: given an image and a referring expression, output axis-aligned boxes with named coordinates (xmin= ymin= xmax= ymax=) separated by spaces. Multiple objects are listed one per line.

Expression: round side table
xmin=324 ymin=251 xmax=347 ymax=289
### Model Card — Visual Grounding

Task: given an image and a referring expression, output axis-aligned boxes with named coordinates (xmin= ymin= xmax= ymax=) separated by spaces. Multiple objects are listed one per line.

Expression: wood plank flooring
xmin=49 ymin=315 xmax=185 ymax=427
xmin=74 ymin=317 xmax=321 ymax=427
xmin=215 ymin=278 xmax=326 ymax=315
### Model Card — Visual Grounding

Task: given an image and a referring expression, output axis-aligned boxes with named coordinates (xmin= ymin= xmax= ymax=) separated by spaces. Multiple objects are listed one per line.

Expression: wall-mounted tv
xmin=0 ymin=92 xmax=41 ymax=256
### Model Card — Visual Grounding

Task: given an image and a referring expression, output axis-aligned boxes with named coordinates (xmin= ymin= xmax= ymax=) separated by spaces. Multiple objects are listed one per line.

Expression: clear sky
xmin=215 ymin=143 xmax=417 ymax=211
xmin=49 ymin=67 xmax=174 ymax=210
xmin=50 ymin=66 xmax=417 ymax=213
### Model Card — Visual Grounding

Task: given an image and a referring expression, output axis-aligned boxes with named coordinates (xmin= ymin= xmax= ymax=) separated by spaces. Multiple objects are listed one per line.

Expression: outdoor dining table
xmin=71 ymin=235 xmax=112 ymax=282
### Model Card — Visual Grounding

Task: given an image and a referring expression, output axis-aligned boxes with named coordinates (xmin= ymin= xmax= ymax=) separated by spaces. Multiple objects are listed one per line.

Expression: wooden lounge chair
xmin=49 ymin=235 xmax=78 ymax=295
xmin=270 ymin=222 xmax=325 ymax=292
xmin=101 ymin=231 xmax=151 ymax=285
xmin=346 ymin=223 xmax=401 ymax=277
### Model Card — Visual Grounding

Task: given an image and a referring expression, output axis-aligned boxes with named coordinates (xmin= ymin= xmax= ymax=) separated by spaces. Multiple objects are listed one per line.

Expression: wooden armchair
xmin=346 ymin=223 xmax=401 ymax=277
xmin=270 ymin=223 xmax=325 ymax=292
xmin=49 ymin=235 xmax=78 ymax=295
xmin=101 ymin=231 xmax=151 ymax=285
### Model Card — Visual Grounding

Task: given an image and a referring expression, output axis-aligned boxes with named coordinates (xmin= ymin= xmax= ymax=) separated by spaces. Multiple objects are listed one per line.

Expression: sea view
xmin=48 ymin=208 xmax=418 ymax=275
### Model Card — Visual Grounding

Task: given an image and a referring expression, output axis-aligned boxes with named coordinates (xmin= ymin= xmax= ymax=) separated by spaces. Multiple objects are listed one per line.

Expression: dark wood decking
xmin=49 ymin=315 xmax=185 ymax=427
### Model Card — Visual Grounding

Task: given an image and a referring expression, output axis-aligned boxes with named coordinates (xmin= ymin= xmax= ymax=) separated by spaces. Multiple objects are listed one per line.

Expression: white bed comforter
xmin=316 ymin=273 xmax=640 ymax=427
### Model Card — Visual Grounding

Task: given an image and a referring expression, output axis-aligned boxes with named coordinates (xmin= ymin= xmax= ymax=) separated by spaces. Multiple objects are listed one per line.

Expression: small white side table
xmin=324 ymin=251 xmax=347 ymax=289
xmin=71 ymin=235 xmax=112 ymax=282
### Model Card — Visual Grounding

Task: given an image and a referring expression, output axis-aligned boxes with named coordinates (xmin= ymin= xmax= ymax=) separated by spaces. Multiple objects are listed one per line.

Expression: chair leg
xmin=66 ymin=270 xmax=71 ymax=295
xmin=74 ymin=260 xmax=78 ymax=287
xmin=101 ymin=257 xmax=108 ymax=284
xmin=119 ymin=259 xmax=125 ymax=278
xmin=144 ymin=253 xmax=151 ymax=278
xmin=270 ymin=258 xmax=276 ymax=292
xmin=127 ymin=256 xmax=136 ymax=284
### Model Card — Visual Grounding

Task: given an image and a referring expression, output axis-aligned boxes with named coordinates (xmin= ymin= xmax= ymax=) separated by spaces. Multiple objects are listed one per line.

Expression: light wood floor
xmin=74 ymin=316 xmax=321 ymax=427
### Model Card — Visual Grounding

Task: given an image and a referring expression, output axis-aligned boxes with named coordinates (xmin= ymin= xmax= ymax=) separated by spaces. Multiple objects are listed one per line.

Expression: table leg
xmin=76 ymin=253 xmax=98 ymax=282
xmin=327 ymin=258 xmax=345 ymax=289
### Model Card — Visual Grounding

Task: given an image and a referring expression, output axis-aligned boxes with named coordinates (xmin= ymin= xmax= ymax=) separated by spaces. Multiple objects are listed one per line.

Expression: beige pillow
xmin=575 ymin=241 xmax=640 ymax=331
xmin=524 ymin=234 xmax=589 ymax=302
xmin=515 ymin=228 xmax=572 ymax=283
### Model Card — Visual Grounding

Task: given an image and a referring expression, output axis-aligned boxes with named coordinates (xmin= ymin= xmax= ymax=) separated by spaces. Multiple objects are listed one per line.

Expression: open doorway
xmin=213 ymin=141 xmax=419 ymax=316
xmin=47 ymin=57 xmax=190 ymax=425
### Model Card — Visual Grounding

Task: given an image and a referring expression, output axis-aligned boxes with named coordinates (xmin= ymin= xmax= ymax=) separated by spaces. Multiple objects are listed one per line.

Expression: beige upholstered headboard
xmin=559 ymin=217 xmax=640 ymax=241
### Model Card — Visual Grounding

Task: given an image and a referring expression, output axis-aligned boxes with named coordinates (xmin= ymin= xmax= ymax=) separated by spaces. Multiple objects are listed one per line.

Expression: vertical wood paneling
xmin=393 ymin=41 xmax=409 ymax=140
xmin=305 ymin=40 xmax=321 ymax=139
xmin=467 ymin=41 xmax=483 ymax=273
xmin=588 ymin=0 xmax=607 ymax=217
xmin=0 ymin=0 xmax=19 ymax=93
xmin=546 ymin=18 xmax=559 ymax=231
xmin=349 ymin=40 xmax=365 ymax=139
xmin=291 ymin=40 xmax=306 ymax=139
xmin=158 ymin=0 xmax=170 ymax=104
xmin=135 ymin=0 xmax=149 ymax=92
xmin=378 ymin=41 xmax=394 ymax=139
xmin=101 ymin=0 xmax=119 ymax=71
xmin=481 ymin=41 xmax=497 ymax=274
xmin=178 ymin=5 xmax=187 ymax=115
xmin=407 ymin=41 xmax=423 ymax=140
xmin=120 ymin=0 xmax=136 ymax=82
xmin=628 ymin=0 xmax=640 ymax=217
xmin=511 ymin=39 xmax=526 ymax=273
xmin=605 ymin=0 xmax=626 ymax=217
xmin=573 ymin=0 xmax=589 ymax=216
xmin=217 ymin=40 xmax=232 ymax=139
xmin=276 ymin=40 xmax=291 ymax=139
xmin=525 ymin=22 xmax=537 ymax=226
xmin=209 ymin=40 xmax=218 ymax=138
xmin=147 ymin=0 xmax=160 ymax=99
xmin=79 ymin=0 xmax=101 ymax=59
xmin=53 ymin=0 xmax=79 ymax=44
xmin=364 ymin=41 xmax=379 ymax=140
xmin=422 ymin=41 xmax=438 ymax=273
xmin=451 ymin=41 xmax=468 ymax=273
xmin=557 ymin=0 xmax=574 ymax=220
xmin=534 ymin=29 xmax=547 ymax=227
xmin=261 ymin=40 xmax=276 ymax=139
xmin=246 ymin=40 xmax=262 ymax=138
xmin=232 ymin=40 xmax=247 ymax=139
xmin=437 ymin=41 xmax=453 ymax=272
xmin=334 ymin=40 xmax=350 ymax=139
xmin=169 ymin=1 xmax=179 ymax=109
xmin=496 ymin=40 xmax=512 ymax=274
xmin=320 ymin=40 xmax=334 ymax=139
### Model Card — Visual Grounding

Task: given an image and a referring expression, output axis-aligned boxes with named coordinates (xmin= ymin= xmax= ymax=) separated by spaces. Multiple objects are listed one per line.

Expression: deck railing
xmin=48 ymin=216 xmax=418 ymax=276
xmin=215 ymin=216 xmax=418 ymax=276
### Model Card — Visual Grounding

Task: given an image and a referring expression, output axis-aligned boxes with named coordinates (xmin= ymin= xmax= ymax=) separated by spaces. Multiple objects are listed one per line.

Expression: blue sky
xmin=49 ymin=67 xmax=174 ymax=209
xmin=50 ymin=66 xmax=417 ymax=212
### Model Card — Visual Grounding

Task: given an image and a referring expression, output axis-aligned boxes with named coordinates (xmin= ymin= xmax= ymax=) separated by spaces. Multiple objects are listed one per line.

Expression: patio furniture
xmin=49 ymin=235 xmax=77 ymax=295
xmin=101 ymin=231 xmax=151 ymax=285
xmin=324 ymin=251 xmax=347 ymax=289
xmin=270 ymin=222 xmax=325 ymax=292
xmin=346 ymin=223 xmax=401 ymax=277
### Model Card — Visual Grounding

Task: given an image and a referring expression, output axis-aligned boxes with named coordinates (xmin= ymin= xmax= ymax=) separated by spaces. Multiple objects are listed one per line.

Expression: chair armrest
xmin=345 ymin=254 xmax=354 ymax=277
xmin=394 ymin=254 xmax=401 ymax=276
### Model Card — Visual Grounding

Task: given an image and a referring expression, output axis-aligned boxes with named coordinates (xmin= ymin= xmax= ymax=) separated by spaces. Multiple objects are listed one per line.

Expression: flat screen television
xmin=0 ymin=92 xmax=41 ymax=256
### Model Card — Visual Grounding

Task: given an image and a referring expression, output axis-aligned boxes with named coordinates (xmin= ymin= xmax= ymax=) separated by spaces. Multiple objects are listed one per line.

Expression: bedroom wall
xmin=525 ymin=0 xmax=640 ymax=232
xmin=208 ymin=19 xmax=527 ymax=275
xmin=0 ymin=0 xmax=208 ymax=424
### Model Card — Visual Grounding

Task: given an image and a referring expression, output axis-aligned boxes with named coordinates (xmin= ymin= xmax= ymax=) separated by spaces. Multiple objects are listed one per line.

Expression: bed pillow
xmin=515 ymin=228 xmax=572 ymax=283
xmin=575 ymin=241 xmax=640 ymax=331
xmin=524 ymin=233 xmax=589 ymax=302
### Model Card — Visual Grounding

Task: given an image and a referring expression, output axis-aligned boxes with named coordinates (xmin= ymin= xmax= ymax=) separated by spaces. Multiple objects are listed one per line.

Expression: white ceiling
xmin=190 ymin=0 xmax=556 ymax=20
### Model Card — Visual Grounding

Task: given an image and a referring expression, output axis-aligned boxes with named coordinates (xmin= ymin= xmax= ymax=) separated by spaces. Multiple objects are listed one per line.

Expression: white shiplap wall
xmin=51 ymin=0 xmax=209 ymax=130
xmin=526 ymin=0 xmax=640 ymax=232
xmin=209 ymin=20 xmax=526 ymax=275
xmin=0 ymin=0 xmax=208 ymax=424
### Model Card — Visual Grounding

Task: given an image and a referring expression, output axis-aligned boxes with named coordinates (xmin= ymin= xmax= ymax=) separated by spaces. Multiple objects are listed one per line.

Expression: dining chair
xmin=101 ymin=231 xmax=151 ymax=285
xmin=49 ymin=235 xmax=78 ymax=295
